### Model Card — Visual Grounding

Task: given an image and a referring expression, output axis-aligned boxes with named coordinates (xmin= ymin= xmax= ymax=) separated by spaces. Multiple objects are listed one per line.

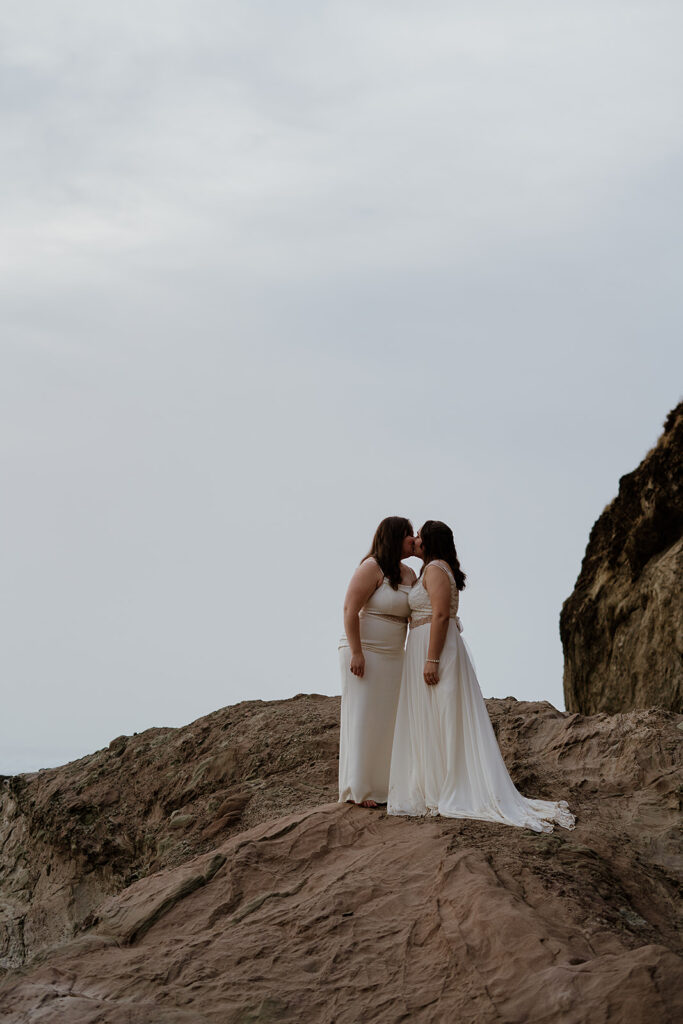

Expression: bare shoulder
xmin=355 ymin=557 xmax=384 ymax=586
xmin=344 ymin=558 xmax=383 ymax=610
xmin=423 ymin=561 xmax=451 ymax=589
xmin=426 ymin=559 xmax=453 ymax=576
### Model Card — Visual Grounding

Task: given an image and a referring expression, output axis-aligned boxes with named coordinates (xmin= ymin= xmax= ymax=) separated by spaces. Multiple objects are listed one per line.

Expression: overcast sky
xmin=2 ymin=1 xmax=682 ymax=775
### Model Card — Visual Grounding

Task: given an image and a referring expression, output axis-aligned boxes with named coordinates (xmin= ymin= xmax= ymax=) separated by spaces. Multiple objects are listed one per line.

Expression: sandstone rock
xmin=168 ymin=813 xmax=194 ymax=829
xmin=107 ymin=736 xmax=127 ymax=756
xmin=0 ymin=694 xmax=340 ymax=971
xmin=0 ymin=695 xmax=681 ymax=1021
xmin=1 ymin=794 xmax=681 ymax=1022
xmin=561 ymin=402 xmax=683 ymax=714
xmin=92 ymin=849 xmax=227 ymax=945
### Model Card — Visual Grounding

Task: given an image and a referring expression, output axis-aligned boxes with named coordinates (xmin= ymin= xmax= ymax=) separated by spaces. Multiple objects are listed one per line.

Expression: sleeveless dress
xmin=338 ymin=564 xmax=411 ymax=804
xmin=388 ymin=560 xmax=576 ymax=834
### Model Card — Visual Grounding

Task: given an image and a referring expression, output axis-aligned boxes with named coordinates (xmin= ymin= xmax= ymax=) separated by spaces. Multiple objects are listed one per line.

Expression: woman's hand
xmin=424 ymin=661 xmax=439 ymax=686
xmin=350 ymin=652 xmax=366 ymax=678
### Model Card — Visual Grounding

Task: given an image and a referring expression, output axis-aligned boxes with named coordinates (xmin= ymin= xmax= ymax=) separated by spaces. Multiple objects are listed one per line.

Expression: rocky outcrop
xmin=0 ymin=694 xmax=340 ymax=971
xmin=1 ymin=694 xmax=682 ymax=1022
xmin=561 ymin=402 xmax=683 ymax=715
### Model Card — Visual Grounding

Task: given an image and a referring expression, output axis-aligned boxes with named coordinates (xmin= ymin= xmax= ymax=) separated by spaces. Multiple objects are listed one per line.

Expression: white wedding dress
xmin=338 ymin=562 xmax=411 ymax=804
xmin=388 ymin=560 xmax=576 ymax=834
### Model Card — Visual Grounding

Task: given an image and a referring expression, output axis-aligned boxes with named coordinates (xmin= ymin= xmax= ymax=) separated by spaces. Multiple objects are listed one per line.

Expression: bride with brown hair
xmin=388 ymin=520 xmax=575 ymax=834
xmin=338 ymin=517 xmax=416 ymax=808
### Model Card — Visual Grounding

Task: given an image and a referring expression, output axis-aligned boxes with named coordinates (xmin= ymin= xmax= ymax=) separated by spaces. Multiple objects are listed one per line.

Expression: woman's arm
xmin=422 ymin=564 xmax=451 ymax=686
xmin=343 ymin=560 xmax=383 ymax=678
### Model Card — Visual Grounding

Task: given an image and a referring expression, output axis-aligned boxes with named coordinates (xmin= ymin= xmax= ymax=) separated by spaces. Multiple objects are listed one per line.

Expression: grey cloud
xmin=1 ymin=1 xmax=682 ymax=772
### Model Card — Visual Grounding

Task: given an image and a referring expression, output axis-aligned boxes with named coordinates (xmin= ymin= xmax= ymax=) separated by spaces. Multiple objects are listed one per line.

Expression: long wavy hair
xmin=419 ymin=520 xmax=467 ymax=591
xmin=362 ymin=516 xmax=414 ymax=590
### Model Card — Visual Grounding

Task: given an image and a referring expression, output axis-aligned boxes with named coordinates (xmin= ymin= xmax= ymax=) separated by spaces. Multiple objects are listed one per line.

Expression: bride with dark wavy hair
xmin=338 ymin=516 xmax=416 ymax=808
xmin=388 ymin=520 xmax=576 ymax=834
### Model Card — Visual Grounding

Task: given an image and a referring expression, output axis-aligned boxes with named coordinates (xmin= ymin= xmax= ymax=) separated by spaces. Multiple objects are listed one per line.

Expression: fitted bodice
xmin=339 ymin=566 xmax=411 ymax=656
xmin=409 ymin=560 xmax=460 ymax=621
xmin=362 ymin=578 xmax=412 ymax=620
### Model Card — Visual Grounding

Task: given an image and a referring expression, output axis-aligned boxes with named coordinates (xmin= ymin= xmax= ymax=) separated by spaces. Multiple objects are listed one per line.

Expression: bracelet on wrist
xmin=425 ymin=658 xmax=440 ymax=664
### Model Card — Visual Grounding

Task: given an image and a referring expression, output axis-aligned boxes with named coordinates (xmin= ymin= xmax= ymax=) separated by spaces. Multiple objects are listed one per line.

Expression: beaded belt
xmin=360 ymin=611 xmax=408 ymax=624
xmin=410 ymin=614 xmax=462 ymax=631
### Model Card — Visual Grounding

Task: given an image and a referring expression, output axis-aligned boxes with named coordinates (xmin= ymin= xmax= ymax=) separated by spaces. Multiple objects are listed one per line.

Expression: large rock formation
xmin=561 ymin=402 xmax=683 ymax=715
xmin=0 ymin=694 xmax=340 ymax=971
xmin=1 ymin=694 xmax=681 ymax=1022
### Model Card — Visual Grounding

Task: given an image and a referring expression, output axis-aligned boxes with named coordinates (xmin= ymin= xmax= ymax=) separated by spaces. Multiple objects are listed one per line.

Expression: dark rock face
xmin=561 ymin=402 xmax=683 ymax=715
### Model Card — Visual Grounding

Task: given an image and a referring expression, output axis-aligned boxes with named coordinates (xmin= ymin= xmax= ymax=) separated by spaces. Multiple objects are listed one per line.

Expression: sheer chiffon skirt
xmin=387 ymin=621 xmax=575 ymax=834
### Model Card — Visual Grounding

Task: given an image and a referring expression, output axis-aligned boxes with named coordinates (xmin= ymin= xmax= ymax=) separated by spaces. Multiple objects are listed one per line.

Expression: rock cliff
xmin=1 ymin=694 xmax=681 ymax=1022
xmin=561 ymin=402 xmax=683 ymax=715
xmin=0 ymin=694 xmax=340 ymax=971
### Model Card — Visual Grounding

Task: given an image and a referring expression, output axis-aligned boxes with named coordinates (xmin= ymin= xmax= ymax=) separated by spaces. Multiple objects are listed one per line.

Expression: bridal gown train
xmin=388 ymin=561 xmax=576 ymax=834
xmin=338 ymin=563 xmax=411 ymax=804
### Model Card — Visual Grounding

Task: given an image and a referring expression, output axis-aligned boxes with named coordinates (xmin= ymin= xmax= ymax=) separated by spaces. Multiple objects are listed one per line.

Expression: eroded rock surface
xmin=1 ymin=694 xmax=681 ymax=1022
xmin=0 ymin=694 xmax=339 ymax=970
xmin=561 ymin=402 xmax=683 ymax=715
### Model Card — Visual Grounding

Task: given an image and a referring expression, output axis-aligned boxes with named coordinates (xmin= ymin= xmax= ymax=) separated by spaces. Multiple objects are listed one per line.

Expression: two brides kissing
xmin=338 ymin=517 xmax=575 ymax=833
